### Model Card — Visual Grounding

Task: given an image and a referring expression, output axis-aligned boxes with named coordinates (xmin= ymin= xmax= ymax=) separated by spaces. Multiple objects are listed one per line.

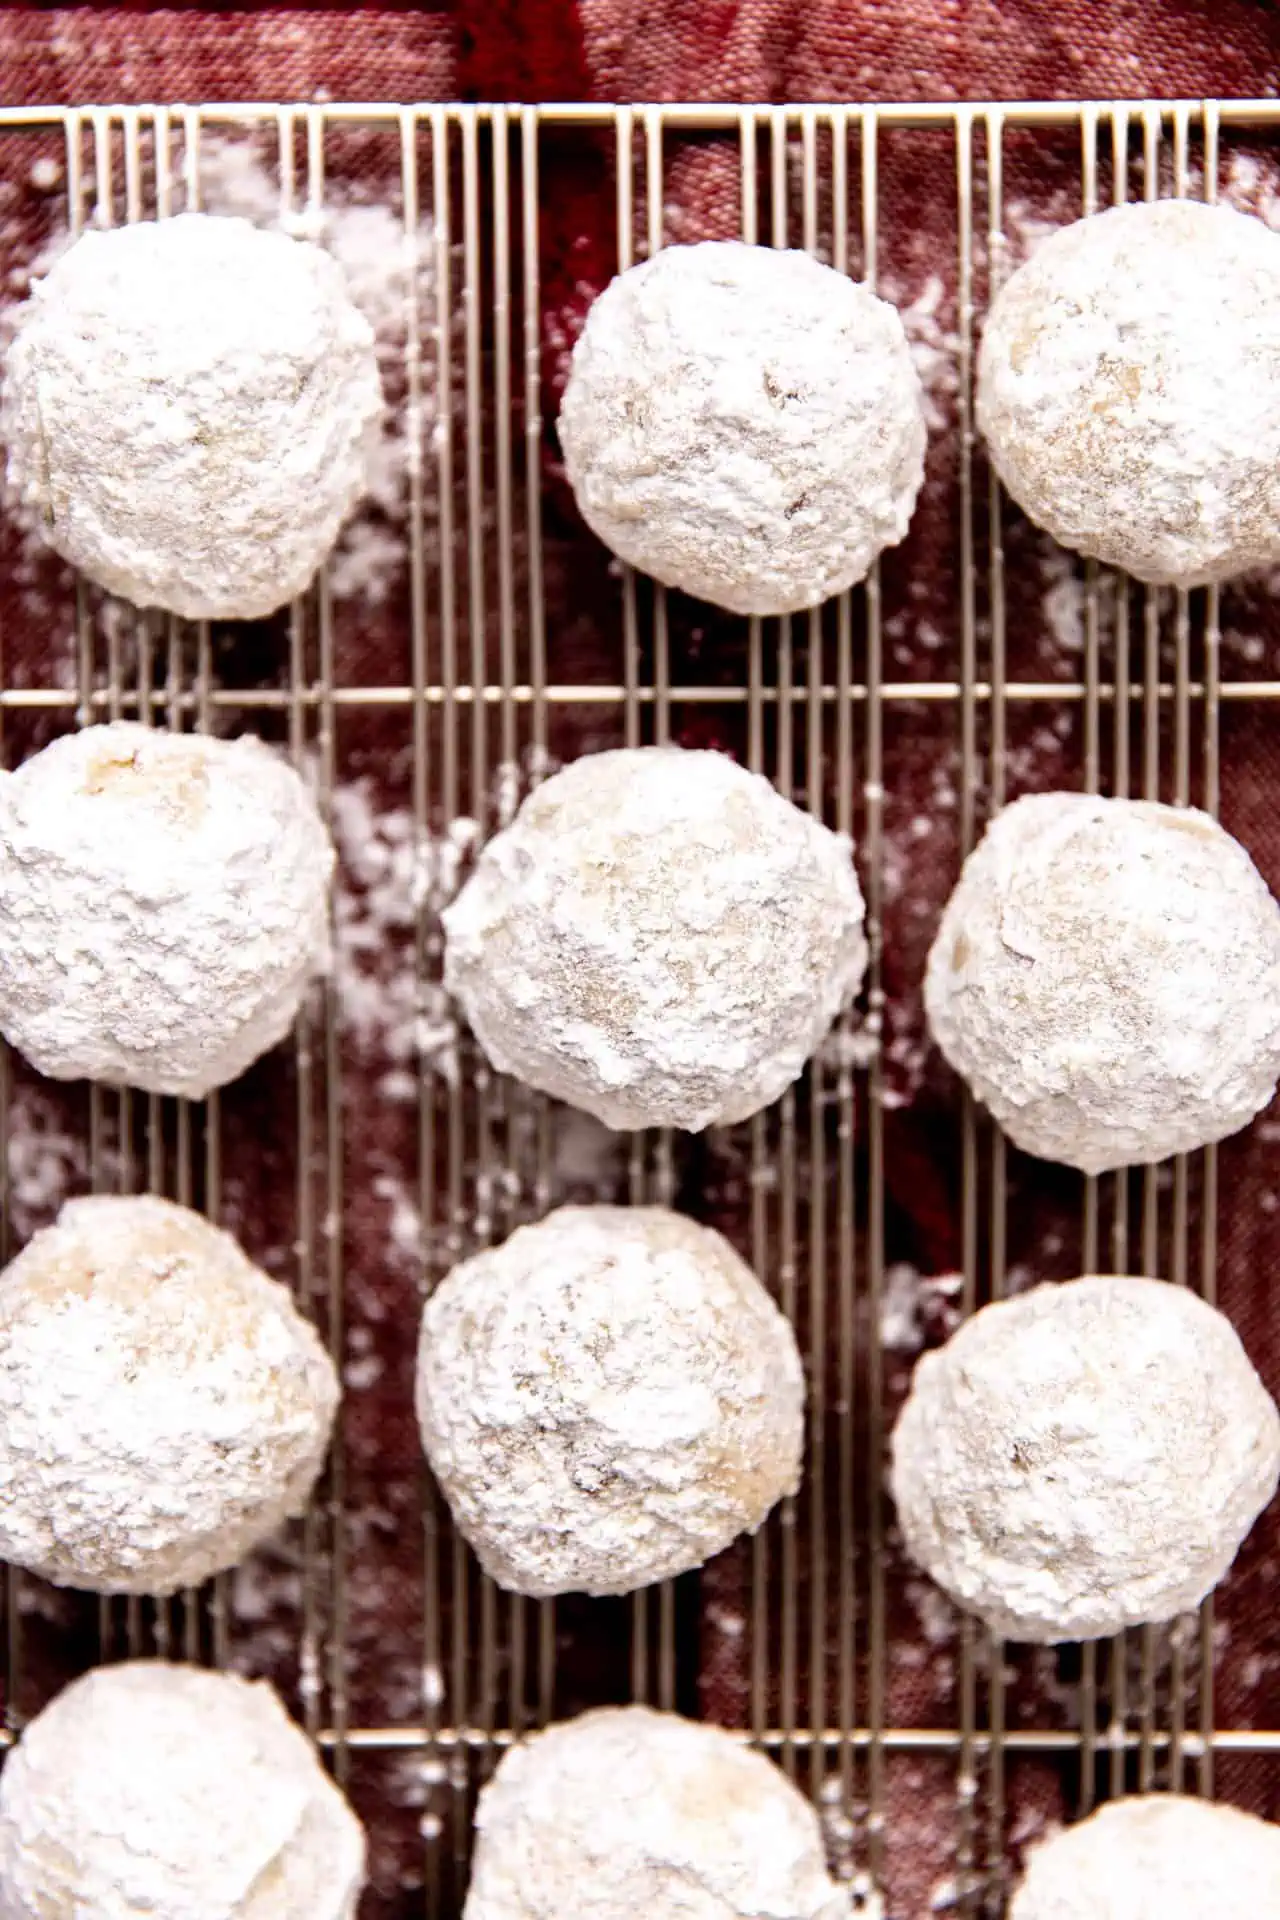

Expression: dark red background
xmin=1 ymin=8 xmax=1279 ymax=1919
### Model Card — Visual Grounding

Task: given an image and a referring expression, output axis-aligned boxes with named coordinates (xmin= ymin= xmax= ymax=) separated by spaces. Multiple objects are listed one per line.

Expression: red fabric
xmin=1 ymin=8 xmax=1280 ymax=1920
xmin=2 ymin=3 xmax=1277 ymax=110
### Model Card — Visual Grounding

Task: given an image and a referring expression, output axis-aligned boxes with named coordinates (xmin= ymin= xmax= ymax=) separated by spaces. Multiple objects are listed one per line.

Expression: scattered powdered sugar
xmin=422 ymin=1663 xmax=445 ymax=1708
xmin=907 ymin=1576 xmax=959 ymax=1652
xmin=818 ymin=1780 xmax=885 ymax=1912
xmin=885 ymin=606 xmax=948 ymax=671
xmin=818 ymin=1017 xmax=882 ymax=1075
xmin=1038 ymin=541 xmax=1084 ymax=655
xmin=327 ymin=521 xmax=407 ymax=607
xmin=28 ymin=157 xmax=62 ymax=197
xmin=880 ymin=1264 xmax=924 ymax=1353
xmin=996 ymin=195 xmax=1074 ymax=274
xmin=705 ymin=1602 xmax=746 ymax=1643
xmin=372 ymin=1171 xmax=427 ymax=1276
xmin=881 ymin=753 xmax=958 ymax=908
xmin=1003 ymin=713 xmax=1075 ymax=801
xmin=879 ymin=1264 xmax=963 ymax=1356
xmin=893 ymin=273 xmax=960 ymax=434
xmin=343 ymin=1320 xmax=384 ymax=1394
xmin=549 ymin=1106 xmax=624 ymax=1195
xmin=4 ymin=1083 xmax=88 ymax=1241
xmin=1224 ymin=148 xmax=1280 ymax=231
xmin=850 ymin=1874 xmax=885 ymax=1915
xmin=227 ymin=1547 xmax=308 ymax=1681
xmin=1027 ymin=1647 xmax=1086 ymax=1726
xmin=1224 ymin=626 xmax=1269 ymax=667
xmin=880 ymin=996 xmax=932 ymax=1112
xmin=329 ymin=745 xmax=557 ymax=1112
xmin=329 ymin=777 xmax=476 ymax=1098
xmin=0 ymin=184 xmax=77 ymax=657
xmin=331 ymin=748 xmax=592 ymax=1291
xmin=931 ymin=1870 xmax=999 ymax=1915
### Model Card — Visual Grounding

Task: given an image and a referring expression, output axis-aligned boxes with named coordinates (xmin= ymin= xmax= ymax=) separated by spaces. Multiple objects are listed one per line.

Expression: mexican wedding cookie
xmin=558 ymin=240 xmax=926 ymax=614
xmin=0 ymin=1194 xmax=339 ymax=1594
xmin=0 ymin=1661 xmax=364 ymax=1919
xmin=925 ymin=792 xmax=1280 ymax=1172
xmin=2 ymin=211 xmax=383 ymax=617
xmin=1011 ymin=1794 xmax=1280 ymax=1920
xmin=979 ymin=200 xmax=1280 ymax=585
xmin=444 ymin=746 xmax=867 ymax=1132
xmin=416 ymin=1206 xmax=804 ymax=1597
xmin=465 ymin=1707 xmax=848 ymax=1920
xmin=890 ymin=1275 xmax=1280 ymax=1643
xmin=0 ymin=720 xmax=335 ymax=1098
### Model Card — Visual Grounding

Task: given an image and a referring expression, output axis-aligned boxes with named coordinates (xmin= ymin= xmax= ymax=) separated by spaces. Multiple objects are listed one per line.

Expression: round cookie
xmin=0 ymin=720 xmax=335 ymax=1098
xmin=0 ymin=1661 xmax=364 ymax=1919
xmin=559 ymin=240 xmax=926 ymax=614
xmin=443 ymin=745 xmax=867 ymax=1133
xmin=2 ymin=211 xmax=383 ymax=617
xmin=890 ymin=1275 xmax=1280 ymax=1643
xmin=465 ymin=1706 xmax=848 ymax=1920
xmin=0 ymin=1194 xmax=339 ymax=1594
xmin=924 ymin=791 xmax=1280 ymax=1173
xmin=978 ymin=199 xmax=1280 ymax=585
xmin=416 ymin=1205 xmax=804 ymax=1597
xmin=1011 ymin=1794 xmax=1280 ymax=1920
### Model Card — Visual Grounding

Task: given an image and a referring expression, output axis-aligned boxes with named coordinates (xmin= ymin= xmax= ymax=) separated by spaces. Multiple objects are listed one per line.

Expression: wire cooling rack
xmin=0 ymin=95 xmax=1279 ymax=1918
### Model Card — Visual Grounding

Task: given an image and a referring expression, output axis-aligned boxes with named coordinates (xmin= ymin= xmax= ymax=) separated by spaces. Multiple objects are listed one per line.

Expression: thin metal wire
xmin=1198 ymin=94 xmax=1224 ymax=1807
xmin=954 ymin=103 xmax=981 ymax=1916
xmin=983 ymin=103 xmax=1010 ymax=1905
xmin=830 ymin=107 xmax=860 ymax=1845
xmin=0 ymin=1715 xmax=1276 ymax=1757
xmin=1077 ymin=102 xmax=1103 ymax=1818
xmin=0 ymin=95 xmax=1271 ymax=1917
xmin=1166 ymin=105 xmax=1194 ymax=1794
xmin=519 ymin=99 xmax=557 ymax=1734
xmin=7 ymin=98 xmax=1280 ymax=132
xmin=859 ymin=104 xmax=890 ymax=1901
xmin=1135 ymin=100 xmax=1163 ymax=1803
xmin=800 ymin=100 xmax=830 ymax=1818
xmin=0 ymin=675 xmax=1278 ymax=711
xmin=0 ymin=135 xmax=13 ymax=1717
xmin=768 ymin=101 xmax=801 ymax=1789
xmin=737 ymin=108 xmax=767 ymax=1759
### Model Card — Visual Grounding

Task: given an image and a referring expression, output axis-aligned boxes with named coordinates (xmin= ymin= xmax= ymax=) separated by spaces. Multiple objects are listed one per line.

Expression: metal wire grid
xmin=0 ymin=94 xmax=1276 ymax=1914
